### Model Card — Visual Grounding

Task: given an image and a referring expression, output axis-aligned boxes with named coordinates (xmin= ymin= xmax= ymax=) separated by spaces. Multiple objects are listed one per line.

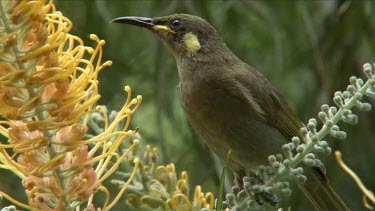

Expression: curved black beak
xmin=111 ymin=16 xmax=154 ymax=29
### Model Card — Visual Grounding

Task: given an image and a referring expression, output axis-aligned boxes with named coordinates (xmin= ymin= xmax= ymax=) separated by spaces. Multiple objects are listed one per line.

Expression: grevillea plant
xmin=0 ymin=0 xmax=141 ymax=209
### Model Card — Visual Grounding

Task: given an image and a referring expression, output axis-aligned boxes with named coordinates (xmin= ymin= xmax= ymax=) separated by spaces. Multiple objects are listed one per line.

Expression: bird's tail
xmin=297 ymin=166 xmax=349 ymax=211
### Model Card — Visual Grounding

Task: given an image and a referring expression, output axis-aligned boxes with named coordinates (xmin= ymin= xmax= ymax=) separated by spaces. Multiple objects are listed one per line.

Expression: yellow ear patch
xmin=183 ymin=32 xmax=201 ymax=53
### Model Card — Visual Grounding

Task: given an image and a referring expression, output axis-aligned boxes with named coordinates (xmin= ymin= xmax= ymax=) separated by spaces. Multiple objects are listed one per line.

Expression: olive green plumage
xmin=112 ymin=14 xmax=349 ymax=210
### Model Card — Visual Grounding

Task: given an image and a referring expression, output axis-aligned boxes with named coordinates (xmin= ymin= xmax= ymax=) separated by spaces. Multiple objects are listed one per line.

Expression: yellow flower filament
xmin=0 ymin=190 xmax=30 ymax=210
xmin=106 ymin=157 xmax=140 ymax=210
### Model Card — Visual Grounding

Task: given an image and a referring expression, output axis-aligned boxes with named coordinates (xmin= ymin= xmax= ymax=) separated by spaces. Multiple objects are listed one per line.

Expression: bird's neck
xmin=175 ymin=44 xmax=239 ymax=82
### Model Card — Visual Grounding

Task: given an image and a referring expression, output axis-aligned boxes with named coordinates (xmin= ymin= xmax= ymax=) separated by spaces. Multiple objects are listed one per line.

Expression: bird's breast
xmin=179 ymin=75 xmax=288 ymax=172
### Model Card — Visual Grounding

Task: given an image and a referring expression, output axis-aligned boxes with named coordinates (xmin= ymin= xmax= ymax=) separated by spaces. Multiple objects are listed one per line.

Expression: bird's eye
xmin=170 ymin=19 xmax=183 ymax=29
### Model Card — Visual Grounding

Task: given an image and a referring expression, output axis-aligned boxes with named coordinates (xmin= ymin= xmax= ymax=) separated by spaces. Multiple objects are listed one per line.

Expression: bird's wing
xmin=235 ymin=65 xmax=350 ymax=209
xmin=268 ymin=90 xmax=304 ymax=141
xmin=235 ymin=64 xmax=303 ymax=141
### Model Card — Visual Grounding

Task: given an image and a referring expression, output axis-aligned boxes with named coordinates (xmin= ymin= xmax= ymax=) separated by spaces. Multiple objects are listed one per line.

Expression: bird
xmin=111 ymin=14 xmax=349 ymax=210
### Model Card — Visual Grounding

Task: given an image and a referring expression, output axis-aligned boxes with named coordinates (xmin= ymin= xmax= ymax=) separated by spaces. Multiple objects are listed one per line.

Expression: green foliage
xmin=216 ymin=150 xmax=231 ymax=211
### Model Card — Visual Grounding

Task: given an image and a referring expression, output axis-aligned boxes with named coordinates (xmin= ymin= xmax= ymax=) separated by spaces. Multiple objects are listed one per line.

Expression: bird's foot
xmin=254 ymin=191 xmax=279 ymax=206
xmin=247 ymin=176 xmax=279 ymax=206
xmin=235 ymin=171 xmax=279 ymax=206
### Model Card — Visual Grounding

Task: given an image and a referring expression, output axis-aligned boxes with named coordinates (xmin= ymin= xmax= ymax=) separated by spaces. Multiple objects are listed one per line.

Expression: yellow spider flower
xmin=0 ymin=0 xmax=140 ymax=209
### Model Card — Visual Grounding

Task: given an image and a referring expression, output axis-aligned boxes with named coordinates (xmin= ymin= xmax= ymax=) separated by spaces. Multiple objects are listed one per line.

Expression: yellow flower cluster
xmin=0 ymin=0 xmax=140 ymax=210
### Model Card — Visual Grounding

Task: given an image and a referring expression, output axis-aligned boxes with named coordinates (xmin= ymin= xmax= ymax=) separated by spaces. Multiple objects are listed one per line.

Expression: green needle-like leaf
xmin=216 ymin=149 xmax=231 ymax=211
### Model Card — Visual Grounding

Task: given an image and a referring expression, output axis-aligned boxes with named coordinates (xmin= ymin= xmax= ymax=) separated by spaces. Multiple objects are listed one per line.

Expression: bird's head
xmin=111 ymin=14 xmax=228 ymax=58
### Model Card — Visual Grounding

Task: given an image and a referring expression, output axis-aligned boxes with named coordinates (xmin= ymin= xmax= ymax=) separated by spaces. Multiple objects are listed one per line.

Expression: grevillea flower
xmin=112 ymin=144 xmax=215 ymax=210
xmin=0 ymin=0 xmax=141 ymax=209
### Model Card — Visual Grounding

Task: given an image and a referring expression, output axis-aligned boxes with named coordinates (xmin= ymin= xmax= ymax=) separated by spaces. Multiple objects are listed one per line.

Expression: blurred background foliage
xmin=2 ymin=0 xmax=375 ymax=210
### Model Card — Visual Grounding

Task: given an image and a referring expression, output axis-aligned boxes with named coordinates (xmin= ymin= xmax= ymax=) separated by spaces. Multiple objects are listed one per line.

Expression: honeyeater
xmin=111 ymin=14 xmax=348 ymax=210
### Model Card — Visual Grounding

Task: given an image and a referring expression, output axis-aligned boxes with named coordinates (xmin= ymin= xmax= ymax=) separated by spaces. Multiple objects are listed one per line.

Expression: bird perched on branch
xmin=112 ymin=14 xmax=348 ymax=210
